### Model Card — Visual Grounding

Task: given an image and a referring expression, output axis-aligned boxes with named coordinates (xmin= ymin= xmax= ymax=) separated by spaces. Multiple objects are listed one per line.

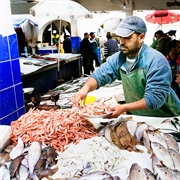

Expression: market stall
xmin=20 ymin=53 xmax=82 ymax=95
xmin=1 ymin=73 xmax=180 ymax=180
xmin=0 ymin=106 xmax=179 ymax=179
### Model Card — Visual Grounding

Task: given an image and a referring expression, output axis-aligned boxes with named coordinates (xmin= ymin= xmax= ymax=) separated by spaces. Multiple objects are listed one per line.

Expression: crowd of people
xmin=74 ymin=15 xmax=180 ymax=117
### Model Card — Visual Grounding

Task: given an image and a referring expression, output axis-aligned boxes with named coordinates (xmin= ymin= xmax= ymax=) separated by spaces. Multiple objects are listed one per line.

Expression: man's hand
xmin=73 ymin=90 xmax=88 ymax=107
xmin=105 ymin=104 xmax=126 ymax=119
xmin=74 ymin=77 xmax=98 ymax=107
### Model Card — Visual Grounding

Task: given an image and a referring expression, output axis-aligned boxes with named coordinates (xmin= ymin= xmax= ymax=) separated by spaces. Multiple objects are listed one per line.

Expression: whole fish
xmin=143 ymin=130 xmax=151 ymax=153
xmin=161 ymin=133 xmax=179 ymax=152
xmin=147 ymin=131 xmax=168 ymax=149
xmin=152 ymin=155 xmax=162 ymax=175
xmin=155 ymin=165 xmax=178 ymax=180
xmin=104 ymin=126 xmax=113 ymax=143
xmin=9 ymin=155 xmax=24 ymax=178
xmin=27 ymin=141 xmax=42 ymax=177
xmin=18 ymin=164 xmax=29 ymax=180
xmin=151 ymin=142 xmax=175 ymax=170
xmin=135 ymin=123 xmax=148 ymax=142
xmin=168 ymin=149 xmax=180 ymax=171
xmin=144 ymin=168 xmax=155 ymax=180
xmin=126 ymin=120 xmax=137 ymax=137
xmin=127 ymin=163 xmax=146 ymax=180
xmin=10 ymin=137 xmax=24 ymax=160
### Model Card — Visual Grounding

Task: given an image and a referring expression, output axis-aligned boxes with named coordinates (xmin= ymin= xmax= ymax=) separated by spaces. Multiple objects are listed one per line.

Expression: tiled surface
xmin=0 ymin=33 xmax=25 ymax=125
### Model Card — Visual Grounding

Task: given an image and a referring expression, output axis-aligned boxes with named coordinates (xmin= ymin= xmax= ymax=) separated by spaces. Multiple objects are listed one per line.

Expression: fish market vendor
xmin=74 ymin=16 xmax=180 ymax=117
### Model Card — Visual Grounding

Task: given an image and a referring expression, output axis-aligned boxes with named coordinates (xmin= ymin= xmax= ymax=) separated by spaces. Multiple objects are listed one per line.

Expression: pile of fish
xmin=103 ymin=118 xmax=180 ymax=179
xmin=0 ymin=138 xmax=58 ymax=179
xmin=52 ymin=136 xmax=126 ymax=179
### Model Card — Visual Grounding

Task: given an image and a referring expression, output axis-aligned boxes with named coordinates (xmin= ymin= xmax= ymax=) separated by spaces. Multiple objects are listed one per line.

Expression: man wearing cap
xmin=74 ymin=16 xmax=180 ymax=117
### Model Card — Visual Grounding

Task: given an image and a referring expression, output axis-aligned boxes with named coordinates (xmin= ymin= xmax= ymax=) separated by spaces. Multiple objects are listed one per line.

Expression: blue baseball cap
xmin=113 ymin=16 xmax=147 ymax=37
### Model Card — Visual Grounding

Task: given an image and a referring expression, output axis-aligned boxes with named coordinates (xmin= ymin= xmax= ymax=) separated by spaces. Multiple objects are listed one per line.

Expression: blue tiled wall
xmin=0 ymin=33 xmax=25 ymax=125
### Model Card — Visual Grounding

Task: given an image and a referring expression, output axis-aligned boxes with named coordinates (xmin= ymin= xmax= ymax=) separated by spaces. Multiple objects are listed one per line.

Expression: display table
xmin=20 ymin=53 xmax=82 ymax=94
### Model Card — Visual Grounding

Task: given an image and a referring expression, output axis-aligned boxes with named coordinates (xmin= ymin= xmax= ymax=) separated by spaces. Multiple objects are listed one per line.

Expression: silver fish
xmin=168 ymin=149 xmax=180 ymax=171
xmin=135 ymin=123 xmax=148 ymax=142
xmin=161 ymin=133 xmax=179 ymax=152
xmin=144 ymin=168 xmax=155 ymax=180
xmin=151 ymin=142 xmax=175 ymax=170
xmin=147 ymin=131 xmax=168 ymax=149
xmin=155 ymin=165 xmax=178 ymax=180
xmin=28 ymin=141 xmax=41 ymax=177
xmin=143 ymin=130 xmax=151 ymax=153
xmin=10 ymin=137 xmax=24 ymax=160
xmin=9 ymin=155 xmax=24 ymax=178
xmin=127 ymin=163 xmax=146 ymax=180
xmin=152 ymin=155 xmax=162 ymax=175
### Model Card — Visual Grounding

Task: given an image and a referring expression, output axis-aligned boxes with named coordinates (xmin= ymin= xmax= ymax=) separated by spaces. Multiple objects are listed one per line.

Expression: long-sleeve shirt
xmin=104 ymin=38 xmax=118 ymax=57
xmin=91 ymin=43 xmax=180 ymax=116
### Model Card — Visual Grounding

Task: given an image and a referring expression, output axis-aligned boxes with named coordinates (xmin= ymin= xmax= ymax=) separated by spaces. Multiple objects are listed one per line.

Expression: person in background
xmin=74 ymin=16 xmax=180 ymax=117
xmin=63 ymin=34 xmax=72 ymax=53
xmin=60 ymin=31 xmax=65 ymax=53
xmin=52 ymin=30 xmax=59 ymax=48
xmin=166 ymin=39 xmax=180 ymax=99
xmin=166 ymin=30 xmax=176 ymax=40
xmin=89 ymin=32 xmax=100 ymax=72
xmin=80 ymin=32 xmax=92 ymax=75
xmin=15 ymin=27 xmax=26 ymax=56
xmin=103 ymin=32 xmax=118 ymax=62
xmin=155 ymin=30 xmax=171 ymax=56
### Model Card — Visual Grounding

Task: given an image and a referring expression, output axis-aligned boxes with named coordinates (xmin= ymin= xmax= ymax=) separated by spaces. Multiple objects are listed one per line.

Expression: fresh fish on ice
xmin=168 ymin=149 xmax=180 ymax=171
xmin=9 ymin=155 xmax=24 ymax=178
xmin=151 ymin=142 xmax=175 ymax=170
xmin=127 ymin=163 xmax=146 ymax=180
xmin=161 ymin=133 xmax=179 ymax=152
xmin=10 ymin=137 xmax=24 ymax=160
xmin=135 ymin=123 xmax=148 ymax=142
xmin=155 ymin=165 xmax=178 ymax=180
xmin=147 ymin=131 xmax=168 ymax=149
xmin=143 ymin=168 xmax=155 ymax=180
xmin=28 ymin=141 xmax=41 ymax=177
xmin=143 ymin=130 xmax=151 ymax=153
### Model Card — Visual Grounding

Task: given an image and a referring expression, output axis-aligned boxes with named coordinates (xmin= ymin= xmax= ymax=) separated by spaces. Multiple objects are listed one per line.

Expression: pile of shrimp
xmin=80 ymin=102 xmax=112 ymax=115
xmin=10 ymin=108 xmax=97 ymax=152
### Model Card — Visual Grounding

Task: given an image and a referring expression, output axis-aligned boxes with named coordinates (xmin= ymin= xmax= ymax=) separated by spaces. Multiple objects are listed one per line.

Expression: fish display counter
xmin=1 ymin=77 xmax=180 ymax=179
xmin=0 ymin=113 xmax=179 ymax=179
xmin=20 ymin=53 xmax=82 ymax=94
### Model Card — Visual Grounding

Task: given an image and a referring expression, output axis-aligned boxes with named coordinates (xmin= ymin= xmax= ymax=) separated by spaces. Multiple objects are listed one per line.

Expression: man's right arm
xmin=74 ymin=77 xmax=98 ymax=106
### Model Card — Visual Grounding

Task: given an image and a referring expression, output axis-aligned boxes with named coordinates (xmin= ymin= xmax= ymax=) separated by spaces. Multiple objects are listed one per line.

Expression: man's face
xmin=120 ymin=33 xmax=145 ymax=58
xmin=91 ymin=34 xmax=95 ymax=39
